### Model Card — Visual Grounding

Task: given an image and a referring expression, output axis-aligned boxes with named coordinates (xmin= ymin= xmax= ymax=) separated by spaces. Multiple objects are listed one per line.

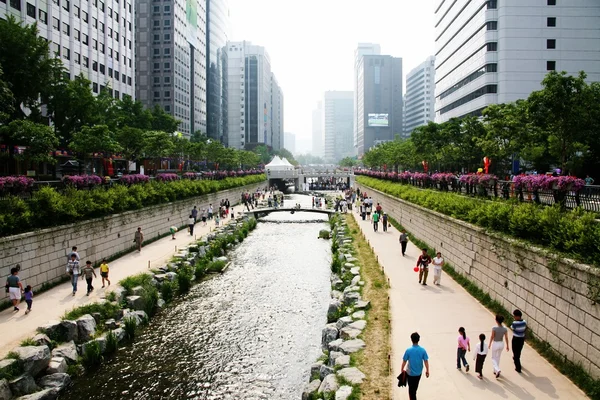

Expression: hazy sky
xmin=228 ymin=0 xmax=436 ymax=154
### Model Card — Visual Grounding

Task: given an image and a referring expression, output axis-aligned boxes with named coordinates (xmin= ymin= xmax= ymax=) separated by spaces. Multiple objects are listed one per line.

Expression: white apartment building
xmin=323 ymin=91 xmax=354 ymax=163
xmin=404 ymin=55 xmax=435 ymax=136
xmin=226 ymin=41 xmax=280 ymax=150
xmin=434 ymin=0 xmax=600 ymax=123
xmin=311 ymin=101 xmax=323 ymax=158
xmin=1 ymin=0 xmax=136 ymax=99
xmin=354 ymin=43 xmax=381 ymax=148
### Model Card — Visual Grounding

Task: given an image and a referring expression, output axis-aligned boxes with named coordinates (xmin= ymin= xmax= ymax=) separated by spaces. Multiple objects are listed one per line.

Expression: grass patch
xmin=62 ymin=301 xmax=122 ymax=322
xmin=345 ymin=214 xmax=391 ymax=400
xmin=386 ymin=215 xmax=600 ymax=400
xmin=81 ymin=340 xmax=102 ymax=368
xmin=19 ymin=337 xmax=36 ymax=347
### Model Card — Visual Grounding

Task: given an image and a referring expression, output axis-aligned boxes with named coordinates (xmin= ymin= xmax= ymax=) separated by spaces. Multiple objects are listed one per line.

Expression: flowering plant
xmin=477 ymin=174 xmax=499 ymax=187
xmin=62 ymin=175 xmax=103 ymax=188
xmin=156 ymin=173 xmax=179 ymax=182
xmin=556 ymin=176 xmax=585 ymax=192
xmin=0 ymin=176 xmax=35 ymax=192
xmin=182 ymin=172 xmax=197 ymax=180
xmin=120 ymin=174 xmax=150 ymax=184
xmin=431 ymin=172 xmax=455 ymax=183
xmin=413 ymin=172 xmax=431 ymax=182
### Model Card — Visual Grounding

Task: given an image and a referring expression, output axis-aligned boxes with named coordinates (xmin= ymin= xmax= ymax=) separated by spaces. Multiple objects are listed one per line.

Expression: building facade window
xmin=26 ymin=3 xmax=35 ymax=18
xmin=547 ymin=17 xmax=556 ymax=27
xmin=547 ymin=61 xmax=556 ymax=70
xmin=38 ymin=10 xmax=47 ymax=24
xmin=547 ymin=0 xmax=556 ymax=5
xmin=547 ymin=39 xmax=556 ymax=49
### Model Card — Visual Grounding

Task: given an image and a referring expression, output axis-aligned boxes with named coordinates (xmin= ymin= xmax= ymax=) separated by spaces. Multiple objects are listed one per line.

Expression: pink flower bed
xmin=513 ymin=174 xmax=585 ymax=192
xmin=62 ymin=175 xmax=103 ymax=188
xmin=156 ymin=173 xmax=179 ymax=182
xmin=0 ymin=176 xmax=35 ymax=191
xmin=120 ymin=174 xmax=150 ymax=184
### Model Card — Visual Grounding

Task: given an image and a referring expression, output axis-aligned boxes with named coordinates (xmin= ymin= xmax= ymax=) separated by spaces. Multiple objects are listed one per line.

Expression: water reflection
xmin=60 ymin=195 xmax=332 ymax=400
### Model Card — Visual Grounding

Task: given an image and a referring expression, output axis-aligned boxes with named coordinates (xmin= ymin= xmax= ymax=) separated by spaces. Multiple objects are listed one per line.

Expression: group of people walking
xmin=65 ymin=247 xmax=111 ymax=296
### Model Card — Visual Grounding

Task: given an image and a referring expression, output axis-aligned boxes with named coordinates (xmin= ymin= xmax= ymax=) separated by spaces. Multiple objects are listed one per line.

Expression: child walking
xmin=474 ymin=333 xmax=488 ymax=379
xmin=24 ymin=285 xmax=33 ymax=314
xmin=81 ymin=261 xmax=97 ymax=296
xmin=457 ymin=327 xmax=471 ymax=371
xmin=215 ymin=214 xmax=220 ymax=227
xmin=100 ymin=258 xmax=111 ymax=288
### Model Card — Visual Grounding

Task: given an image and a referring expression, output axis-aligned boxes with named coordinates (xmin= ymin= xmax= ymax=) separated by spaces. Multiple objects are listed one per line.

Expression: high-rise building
xmin=354 ymin=43 xmax=381 ymax=148
xmin=206 ymin=0 xmax=229 ymax=143
xmin=434 ymin=0 xmax=600 ymax=123
xmin=356 ymin=55 xmax=403 ymax=157
xmin=284 ymin=132 xmax=296 ymax=154
xmin=1 ymin=0 xmax=136 ymax=100
xmin=271 ymin=74 xmax=283 ymax=151
xmin=404 ymin=56 xmax=435 ymax=136
xmin=226 ymin=41 xmax=281 ymax=150
xmin=311 ymin=101 xmax=323 ymax=157
xmin=136 ymin=0 xmax=207 ymax=136
xmin=323 ymin=91 xmax=354 ymax=163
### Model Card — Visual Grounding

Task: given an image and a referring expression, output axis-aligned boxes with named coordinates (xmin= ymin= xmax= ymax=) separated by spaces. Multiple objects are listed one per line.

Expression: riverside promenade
xmin=351 ymin=212 xmax=588 ymax=400
xmin=0 ymin=217 xmax=234 ymax=358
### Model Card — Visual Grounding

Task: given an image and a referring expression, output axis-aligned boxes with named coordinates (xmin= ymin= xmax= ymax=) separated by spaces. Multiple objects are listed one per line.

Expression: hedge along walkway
xmin=345 ymin=214 xmax=391 ymax=399
xmin=0 ymin=215 xmax=236 ymax=359
xmin=350 ymin=211 xmax=588 ymax=400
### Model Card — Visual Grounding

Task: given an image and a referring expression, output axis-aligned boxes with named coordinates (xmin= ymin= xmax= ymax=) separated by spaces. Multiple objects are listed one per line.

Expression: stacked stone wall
xmin=357 ymin=183 xmax=600 ymax=379
xmin=0 ymin=182 xmax=264 ymax=301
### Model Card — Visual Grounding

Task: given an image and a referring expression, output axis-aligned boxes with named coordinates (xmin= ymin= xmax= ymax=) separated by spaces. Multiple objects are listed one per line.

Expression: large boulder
xmin=9 ymin=375 xmax=39 ymax=396
xmin=327 ymin=299 xmax=342 ymax=320
xmin=32 ymin=334 xmax=51 ymax=348
xmin=36 ymin=322 xmax=61 ymax=341
xmin=0 ymin=359 xmax=18 ymax=377
xmin=301 ymin=379 xmax=321 ymax=400
xmin=37 ymin=373 xmax=71 ymax=391
xmin=310 ymin=361 xmax=324 ymax=378
xmin=339 ymin=339 xmax=365 ymax=355
xmin=126 ymin=296 xmax=144 ymax=311
xmin=15 ymin=388 xmax=59 ymax=400
xmin=335 ymin=355 xmax=351 ymax=367
xmin=130 ymin=286 xmax=145 ymax=296
xmin=321 ymin=324 xmax=339 ymax=349
xmin=354 ymin=300 xmax=370 ymax=310
xmin=340 ymin=327 xmax=361 ymax=340
xmin=76 ymin=315 xmax=96 ymax=342
xmin=328 ymin=351 xmax=344 ymax=367
xmin=12 ymin=346 xmax=51 ymax=377
xmin=343 ymin=291 xmax=360 ymax=306
xmin=45 ymin=357 xmax=67 ymax=375
xmin=348 ymin=320 xmax=366 ymax=331
xmin=335 ymin=316 xmax=353 ymax=331
xmin=0 ymin=379 xmax=11 ymax=400
xmin=335 ymin=386 xmax=353 ymax=400
xmin=51 ymin=342 xmax=78 ymax=365
xmin=111 ymin=328 xmax=126 ymax=343
xmin=319 ymin=365 xmax=334 ymax=380
xmin=110 ymin=286 xmax=127 ymax=303
xmin=104 ymin=319 xmax=118 ymax=330
xmin=59 ymin=321 xmax=78 ymax=342
xmin=352 ymin=311 xmax=365 ymax=319
xmin=337 ymin=367 xmax=366 ymax=384
xmin=328 ymin=339 xmax=344 ymax=352
xmin=318 ymin=374 xmax=339 ymax=394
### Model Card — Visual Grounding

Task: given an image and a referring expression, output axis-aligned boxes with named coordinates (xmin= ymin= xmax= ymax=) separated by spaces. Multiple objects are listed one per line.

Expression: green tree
xmin=339 ymin=157 xmax=357 ymax=167
xmin=0 ymin=66 xmax=14 ymax=124
xmin=0 ymin=16 xmax=64 ymax=119
xmin=253 ymin=144 xmax=271 ymax=164
xmin=0 ymin=120 xmax=58 ymax=164
xmin=70 ymin=125 xmax=122 ymax=155
xmin=150 ymin=104 xmax=179 ymax=133
xmin=238 ymin=150 xmax=260 ymax=168
xmin=114 ymin=96 xmax=152 ymax=130
xmin=115 ymin=127 xmax=147 ymax=164
xmin=528 ymin=71 xmax=592 ymax=173
xmin=143 ymin=130 xmax=175 ymax=159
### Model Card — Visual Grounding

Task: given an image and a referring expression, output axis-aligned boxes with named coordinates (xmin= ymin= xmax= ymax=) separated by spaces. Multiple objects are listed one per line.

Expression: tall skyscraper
xmin=356 ymin=55 xmax=403 ymax=157
xmin=434 ymin=0 xmax=600 ymax=123
xmin=206 ymin=0 xmax=229 ymax=143
xmin=1 ymin=0 xmax=136 ymax=100
xmin=404 ymin=56 xmax=435 ymax=136
xmin=136 ymin=0 xmax=207 ymax=136
xmin=354 ymin=43 xmax=381 ymax=148
xmin=323 ymin=91 xmax=354 ymax=163
xmin=311 ymin=101 xmax=323 ymax=157
xmin=226 ymin=41 xmax=282 ymax=150
xmin=271 ymin=74 xmax=283 ymax=151
xmin=284 ymin=132 xmax=296 ymax=154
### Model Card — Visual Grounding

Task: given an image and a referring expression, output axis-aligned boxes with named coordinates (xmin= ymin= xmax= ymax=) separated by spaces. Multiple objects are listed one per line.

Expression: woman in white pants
xmin=489 ymin=314 xmax=509 ymax=378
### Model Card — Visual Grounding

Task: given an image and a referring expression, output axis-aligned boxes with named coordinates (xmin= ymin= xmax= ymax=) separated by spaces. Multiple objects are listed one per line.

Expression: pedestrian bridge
xmin=266 ymin=169 xmax=355 ymax=191
xmin=245 ymin=207 xmax=336 ymax=219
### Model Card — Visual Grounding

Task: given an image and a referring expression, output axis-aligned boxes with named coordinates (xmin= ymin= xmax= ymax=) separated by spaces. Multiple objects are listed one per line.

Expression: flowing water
xmin=59 ymin=194 xmax=332 ymax=400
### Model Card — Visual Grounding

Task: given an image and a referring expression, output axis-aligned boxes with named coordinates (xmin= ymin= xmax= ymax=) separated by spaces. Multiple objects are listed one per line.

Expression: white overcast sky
xmin=228 ymin=0 xmax=436 ymax=154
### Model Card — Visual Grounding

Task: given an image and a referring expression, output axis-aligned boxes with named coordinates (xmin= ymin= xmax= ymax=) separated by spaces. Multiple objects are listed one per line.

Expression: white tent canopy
xmin=265 ymin=156 xmax=294 ymax=171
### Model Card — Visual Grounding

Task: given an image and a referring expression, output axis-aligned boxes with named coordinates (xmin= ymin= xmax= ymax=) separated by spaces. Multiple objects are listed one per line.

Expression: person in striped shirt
xmin=511 ymin=309 xmax=527 ymax=373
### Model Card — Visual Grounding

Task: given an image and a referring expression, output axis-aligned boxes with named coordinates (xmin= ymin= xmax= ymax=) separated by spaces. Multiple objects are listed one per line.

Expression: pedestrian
xmin=489 ymin=314 xmax=509 ymax=378
xmin=511 ymin=309 xmax=527 ymax=373
xmin=208 ymin=204 xmax=214 ymax=220
xmin=67 ymin=246 xmax=80 ymax=261
xmin=474 ymin=333 xmax=488 ymax=379
xmin=361 ymin=202 xmax=366 ymax=221
xmin=366 ymin=200 xmax=372 ymax=220
xmin=134 ymin=227 xmax=144 ymax=252
xmin=66 ymin=253 xmax=81 ymax=296
xmin=170 ymin=225 xmax=178 ymax=240
xmin=201 ymin=209 xmax=207 ymax=226
xmin=5 ymin=267 xmax=23 ymax=311
xmin=372 ymin=210 xmax=380 ymax=232
xmin=81 ymin=261 xmax=97 ymax=296
xmin=382 ymin=212 xmax=388 ymax=232
xmin=215 ymin=213 xmax=220 ymax=226
xmin=376 ymin=202 xmax=382 ymax=214
xmin=24 ymin=285 xmax=33 ymax=314
xmin=188 ymin=214 xmax=195 ymax=236
xmin=416 ymin=249 xmax=432 ymax=285
xmin=191 ymin=206 xmax=198 ymax=222
xmin=100 ymin=258 xmax=111 ymax=287
xmin=401 ymin=332 xmax=430 ymax=400
xmin=231 ymin=208 xmax=235 ymax=219
xmin=432 ymin=252 xmax=444 ymax=285
xmin=457 ymin=327 xmax=471 ymax=372
xmin=399 ymin=230 xmax=409 ymax=256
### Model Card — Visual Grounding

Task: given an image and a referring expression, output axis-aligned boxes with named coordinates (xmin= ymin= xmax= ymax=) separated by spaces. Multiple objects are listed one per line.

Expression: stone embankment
xmin=0 ymin=217 xmax=257 ymax=400
xmin=301 ymin=215 xmax=368 ymax=400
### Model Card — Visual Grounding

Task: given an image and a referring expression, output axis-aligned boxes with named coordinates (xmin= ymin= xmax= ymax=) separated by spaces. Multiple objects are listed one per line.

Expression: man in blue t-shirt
xmin=401 ymin=332 xmax=430 ymax=400
xmin=511 ymin=309 xmax=527 ymax=373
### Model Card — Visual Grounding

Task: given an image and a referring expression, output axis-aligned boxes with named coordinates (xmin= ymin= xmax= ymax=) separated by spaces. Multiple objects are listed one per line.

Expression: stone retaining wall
xmin=0 ymin=181 xmax=264 ymax=301
xmin=357 ymin=183 xmax=600 ymax=379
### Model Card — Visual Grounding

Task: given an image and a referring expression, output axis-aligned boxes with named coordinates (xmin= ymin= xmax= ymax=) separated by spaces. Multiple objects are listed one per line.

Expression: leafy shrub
xmin=120 ymin=273 xmax=153 ymax=294
xmin=81 ymin=340 xmax=102 ymax=368
xmin=358 ymin=176 xmax=600 ymax=266
xmin=105 ymin=330 xmax=119 ymax=355
xmin=176 ymin=267 xmax=193 ymax=294
xmin=0 ymin=174 xmax=266 ymax=237
xmin=206 ymin=260 xmax=226 ymax=273
xmin=123 ymin=317 xmax=137 ymax=340
xmin=62 ymin=301 xmax=122 ymax=322
xmin=161 ymin=280 xmax=175 ymax=303
xmin=331 ymin=254 xmax=342 ymax=274
xmin=19 ymin=338 xmax=36 ymax=346
xmin=143 ymin=286 xmax=159 ymax=317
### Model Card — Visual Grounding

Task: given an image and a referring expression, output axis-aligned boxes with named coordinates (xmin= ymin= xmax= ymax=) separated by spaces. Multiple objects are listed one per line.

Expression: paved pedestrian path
xmin=0 ymin=216 xmax=236 ymax=358
xmin=351 ymin=211 xmax=588 ymax=400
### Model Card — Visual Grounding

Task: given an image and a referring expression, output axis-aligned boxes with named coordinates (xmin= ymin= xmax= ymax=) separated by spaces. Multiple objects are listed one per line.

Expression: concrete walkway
xmin=0 ymin=216 xmax=236 ymax=358
xmin=351 ymin=211 xmax=588 ymax=400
